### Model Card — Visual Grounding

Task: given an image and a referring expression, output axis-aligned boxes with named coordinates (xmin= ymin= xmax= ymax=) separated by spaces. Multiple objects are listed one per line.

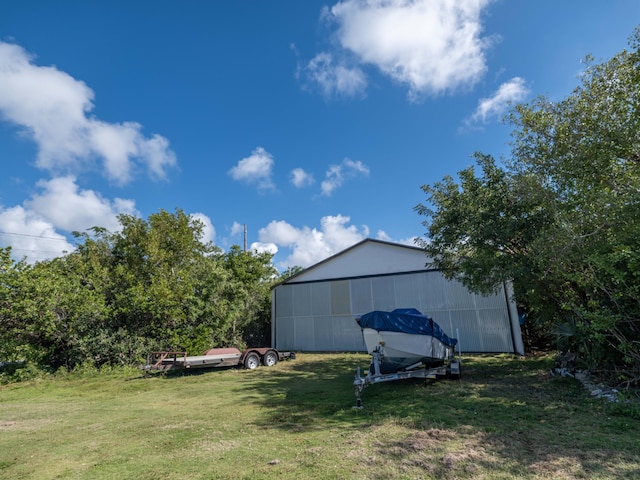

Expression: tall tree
xmin=416 ymin=27 xmax=640 ymax=383
xmin=0 ymin=247 xmax=31 ymax=363
xmin=1 ymin=208 xmax=283 ymax=372
xmin=0 ymin=253 xmax=111 ymax=370
xmin=221 ymin=245 xmax=278 ymax=347
xmin=415 ymin=153 xmax=553 ymax=296
xmin=106 ymin=208 xmax=231 ymax=355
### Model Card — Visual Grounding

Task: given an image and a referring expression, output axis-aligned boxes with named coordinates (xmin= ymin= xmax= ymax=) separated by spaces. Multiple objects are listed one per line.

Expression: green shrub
xmin=605 ymin=395 xmax=640 ymax=420
xmin=0 ymin=361 xmax=47 ymax=384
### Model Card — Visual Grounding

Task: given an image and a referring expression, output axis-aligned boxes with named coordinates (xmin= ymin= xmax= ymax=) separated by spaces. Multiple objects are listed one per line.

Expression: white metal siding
xmin=274 ymin=270 xmax=518 ymax=353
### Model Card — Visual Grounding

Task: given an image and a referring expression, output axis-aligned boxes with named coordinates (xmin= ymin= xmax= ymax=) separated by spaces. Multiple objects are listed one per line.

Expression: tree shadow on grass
xmin=237 ymin=352 xmax=640 ymax=479
xmin=234 ymin=353 xmax=368 ymax=426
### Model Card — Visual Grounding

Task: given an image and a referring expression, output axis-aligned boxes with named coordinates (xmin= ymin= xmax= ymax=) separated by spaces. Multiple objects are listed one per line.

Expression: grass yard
xmin=1 ymin=353 xmax=639 ymax=479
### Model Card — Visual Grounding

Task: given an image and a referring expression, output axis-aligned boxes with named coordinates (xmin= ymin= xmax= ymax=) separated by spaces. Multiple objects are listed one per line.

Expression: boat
xmin=356 ymin=308 xmax=458 ymax=373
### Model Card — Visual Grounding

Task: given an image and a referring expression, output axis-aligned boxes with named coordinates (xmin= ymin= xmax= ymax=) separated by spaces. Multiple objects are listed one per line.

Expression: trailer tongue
xmin=144 ymin=347 xmax=295 ymax=373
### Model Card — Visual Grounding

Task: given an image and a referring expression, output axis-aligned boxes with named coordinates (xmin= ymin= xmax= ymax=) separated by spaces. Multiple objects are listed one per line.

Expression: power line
xmin=0 ymin=230 xmax=75 ymax=242
xmin=0 ymin=230 xmax=77 ymax=257
xmin=9 ymin=247 xmax=71 ymax=255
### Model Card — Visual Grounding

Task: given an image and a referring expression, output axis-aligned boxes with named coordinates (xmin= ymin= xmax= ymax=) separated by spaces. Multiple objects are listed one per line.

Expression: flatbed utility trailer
xmin=144 ymin=347 xmax=295 ymax=373
xmin=353 ymin=348 xmax=461 ymax=408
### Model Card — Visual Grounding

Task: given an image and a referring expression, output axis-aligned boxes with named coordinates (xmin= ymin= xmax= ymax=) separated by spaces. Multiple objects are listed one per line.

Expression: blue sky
xmin=1 ymin=1 xmax=639 ymax=270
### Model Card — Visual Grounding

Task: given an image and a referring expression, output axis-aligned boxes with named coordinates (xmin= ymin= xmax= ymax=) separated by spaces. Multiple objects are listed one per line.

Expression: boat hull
xmin=361 ymin=328 xmax=455 ymax=373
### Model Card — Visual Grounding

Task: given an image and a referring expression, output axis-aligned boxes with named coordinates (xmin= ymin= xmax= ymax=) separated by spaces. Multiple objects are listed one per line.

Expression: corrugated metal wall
xmin=273 ymin=270 xmax=516 ymax=353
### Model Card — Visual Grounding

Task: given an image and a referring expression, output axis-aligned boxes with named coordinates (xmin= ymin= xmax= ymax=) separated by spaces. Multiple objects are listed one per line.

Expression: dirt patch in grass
xmin=0 ymin=418 xmax=53 ymax=432
xmin=193 ymin=439 xmax=241 ymax=453
xmin=365 ymin=427 xmax=499 ymax=479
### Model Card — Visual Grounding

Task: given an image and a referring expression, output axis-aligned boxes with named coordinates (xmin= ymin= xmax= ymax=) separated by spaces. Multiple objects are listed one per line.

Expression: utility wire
xmin=0 ymin=230 xmax=76 ymax=257
xmin=0 ymin=230 xmax=75 ymax=242
xmin=9 ymin=247 xmax=70 ymax=255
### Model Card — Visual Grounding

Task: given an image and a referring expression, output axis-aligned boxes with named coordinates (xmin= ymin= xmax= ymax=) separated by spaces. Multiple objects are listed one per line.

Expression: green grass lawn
xmin=1 ymin=353 xmax=639 ymax=480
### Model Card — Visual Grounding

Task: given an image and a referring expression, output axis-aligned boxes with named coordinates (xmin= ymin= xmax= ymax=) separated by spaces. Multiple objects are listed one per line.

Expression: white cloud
xmin=301 ymin=52 xmax=367 ymax=98
xmin=258 ymin=220 xmax=302 ymax=245
xmin=0 ymin=206 xmax=75 ymax=263
xmin=466 ymin=77 xmax=529 ymax=125
xmin=375 ymin=229 xmax=392 ymax=242
xmin=25 ymin=176 xmax=137 ymax=233
xmin=290 ymin=168 xmax=315 ymax=188
xmin=1 ymin=178 xmax=218 ymax=262
xmin=257 ymin=216 xmax=419 ymax=270
xmin=258 ymin=214 xmax=368 ymax=268
xmin=0 ymin=41 xmax=177 ymax=184
xmin=250 ymin=242 xmax=278 ymax=255
xmin=228 ymin=146 xmax=275 ymax=191
xmin=138 ymin=133 xmax=177 ymax=181
xmin=190 ymin=212 xmax=216 ymax=245
xmin=321 ymin=158 xmax=370 ymax=196
xmin=306 ymin=0 xmax=494 ymax=100
xmin=230 ymin=221 xmax=245 ymax=236
xmin=374 ymin=229 xmax=417 ymax=246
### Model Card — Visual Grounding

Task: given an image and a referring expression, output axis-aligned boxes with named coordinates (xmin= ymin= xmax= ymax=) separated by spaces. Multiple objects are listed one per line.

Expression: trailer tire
xmin=244 ymin=352 xmax=260 ymax=370
xmin=262 ymin=350 xmax=278 ymax=367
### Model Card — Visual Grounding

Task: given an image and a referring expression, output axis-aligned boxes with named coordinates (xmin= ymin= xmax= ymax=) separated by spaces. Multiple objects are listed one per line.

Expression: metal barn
xmin=271 ymin=239 xmax=524 ymax=355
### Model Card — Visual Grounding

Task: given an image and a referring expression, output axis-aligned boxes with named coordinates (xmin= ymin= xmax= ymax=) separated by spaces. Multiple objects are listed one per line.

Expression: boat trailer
xmin=353 ymin=348 xmax=461 ymax=408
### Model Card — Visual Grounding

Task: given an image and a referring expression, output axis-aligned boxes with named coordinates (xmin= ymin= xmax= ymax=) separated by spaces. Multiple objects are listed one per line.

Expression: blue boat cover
xmin=357 ymin=308 xmax=458 ymax=347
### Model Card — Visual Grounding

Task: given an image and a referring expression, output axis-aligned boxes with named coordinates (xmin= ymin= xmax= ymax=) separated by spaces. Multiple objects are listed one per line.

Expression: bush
xmin=0 ymin=361 xmax=47 ymax=384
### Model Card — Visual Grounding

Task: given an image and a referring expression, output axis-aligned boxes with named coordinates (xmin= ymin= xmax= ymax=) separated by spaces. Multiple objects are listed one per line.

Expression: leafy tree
xmin=221 ymin=245 xmax=278 ymax=347
xmin=104 ymin=208 xmax=235 ymax=356
xmin=279 ymin=265 xmax=304 ymax=281
xmin=0 ymin=247 xmax=31 ymax=363
xmin=415 ymin=153 xmax=553 ymax=296
xmin=0 ymin=254 xmax=110 ymax=370
xmin=1 ymin=208 xmax=283 ymax=373
xmin=416 ymin=27 xmax=640 ymax=384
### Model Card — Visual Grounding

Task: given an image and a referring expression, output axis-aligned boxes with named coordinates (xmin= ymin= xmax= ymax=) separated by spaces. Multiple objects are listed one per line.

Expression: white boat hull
xmin=362 ymin=328 xmax=455 ymax=372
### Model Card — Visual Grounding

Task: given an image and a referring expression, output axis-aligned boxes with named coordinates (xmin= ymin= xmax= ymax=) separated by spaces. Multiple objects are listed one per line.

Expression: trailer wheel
xmin=262 ymin=350 xmax=278 ymax=367
xmin=244 ymin=352 xmax=260 ymax=370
